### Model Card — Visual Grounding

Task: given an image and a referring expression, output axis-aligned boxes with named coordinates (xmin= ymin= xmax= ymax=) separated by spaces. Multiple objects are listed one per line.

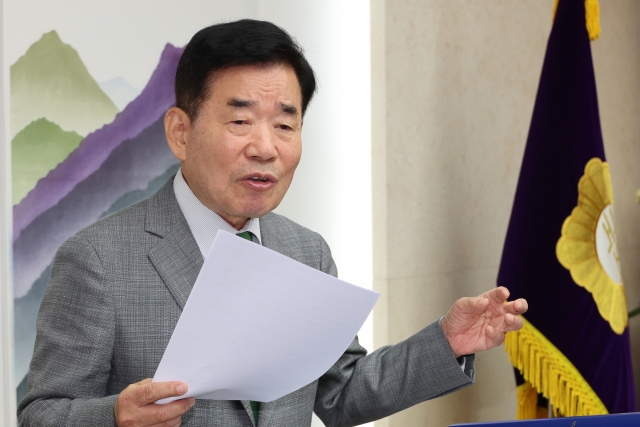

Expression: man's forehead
xmin=207 ymin=64 xmax=303 ymax=109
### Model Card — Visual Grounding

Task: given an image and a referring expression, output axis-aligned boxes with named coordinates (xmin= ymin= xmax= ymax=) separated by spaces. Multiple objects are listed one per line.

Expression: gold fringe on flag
xmin=505 ymin=317 xmax=608 ymax=418
xmin=585 ymin=0 xmax=601 ymax=41
xmin=552 ymin=0 xmax=601 ymax=41
xmin=516 ymin=381 xmax=549 ymax=419
xmin=516 ymin=382 xmax=539 ymax=419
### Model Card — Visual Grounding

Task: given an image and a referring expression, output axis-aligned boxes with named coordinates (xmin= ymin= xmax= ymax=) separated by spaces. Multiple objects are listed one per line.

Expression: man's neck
xmin=220 ymin=215 xmax=250 ymax=231
xmin=181 ymin=170 xmax=249 ymax=230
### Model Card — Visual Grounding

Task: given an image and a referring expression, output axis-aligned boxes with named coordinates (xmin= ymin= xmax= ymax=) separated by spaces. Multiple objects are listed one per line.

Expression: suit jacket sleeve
xmin=17 ymin=235 xmax=118 ymax=426
xmin=313 ymin=237 xmax=475 ymax=427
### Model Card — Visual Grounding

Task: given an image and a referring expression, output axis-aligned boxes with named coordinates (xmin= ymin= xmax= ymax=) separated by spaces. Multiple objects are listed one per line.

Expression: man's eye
xmin=278 ymin=124 xmax=293 ymax=131
xmin=232 ymin=120 xmax=246 ymax=125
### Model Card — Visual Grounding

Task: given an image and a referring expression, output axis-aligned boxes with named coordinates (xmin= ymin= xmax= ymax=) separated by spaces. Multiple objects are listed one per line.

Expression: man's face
xmin=166 ymin=64 xmax=303 ymax=228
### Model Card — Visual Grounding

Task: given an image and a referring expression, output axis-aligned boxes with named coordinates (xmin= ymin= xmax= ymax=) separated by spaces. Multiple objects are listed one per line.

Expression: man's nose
xmin=246 ymin=122 xmax=278 ymax=161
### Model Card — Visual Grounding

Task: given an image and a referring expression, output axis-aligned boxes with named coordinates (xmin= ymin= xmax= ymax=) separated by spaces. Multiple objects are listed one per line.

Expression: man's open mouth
xmin=240 ymin=173 xmax=277 ymax=191
xmin=242 ymin=172 xmax=277 ymax=183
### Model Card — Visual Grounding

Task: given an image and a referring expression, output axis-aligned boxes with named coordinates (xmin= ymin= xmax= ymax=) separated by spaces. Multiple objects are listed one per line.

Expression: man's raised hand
xmin=440 ymin=287 xmax=528 ymax=358
xmin=114 ymin=379 xmax=196 ymax=427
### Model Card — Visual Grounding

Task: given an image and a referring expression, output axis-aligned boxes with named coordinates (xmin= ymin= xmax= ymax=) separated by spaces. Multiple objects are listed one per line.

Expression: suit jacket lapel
xmin=260 ymin=213 xmax=293 ymax=258
xmin=240 ymin=401 xmax=257 ymax=427
xmin=254 ymin=400 xmax=278 ymax=427
xmin=145 ymin=178 xmax=203 ymax=310
xmin=239 ymin=399 xmax=278 ymax=427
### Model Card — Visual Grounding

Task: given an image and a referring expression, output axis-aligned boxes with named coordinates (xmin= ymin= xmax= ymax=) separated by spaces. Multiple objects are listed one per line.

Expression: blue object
xmin=450 ymin=413 xmax=640 ymax=427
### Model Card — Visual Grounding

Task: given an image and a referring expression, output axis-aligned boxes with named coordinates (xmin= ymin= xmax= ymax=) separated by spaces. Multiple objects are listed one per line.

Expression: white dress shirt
xmin=173 ymin=168 xmax=262 ymax=257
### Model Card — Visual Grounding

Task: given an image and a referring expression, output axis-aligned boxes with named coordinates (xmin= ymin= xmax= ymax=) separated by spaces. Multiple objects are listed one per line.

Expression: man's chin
xmin=237 ymin=203 xmax=276 ymax=219
xmin=235 ymin=196 xmax=283 ymax=219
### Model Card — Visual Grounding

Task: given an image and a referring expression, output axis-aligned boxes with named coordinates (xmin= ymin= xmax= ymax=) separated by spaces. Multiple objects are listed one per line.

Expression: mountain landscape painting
xmin=11 ymin=30 xmax=182 ymax=402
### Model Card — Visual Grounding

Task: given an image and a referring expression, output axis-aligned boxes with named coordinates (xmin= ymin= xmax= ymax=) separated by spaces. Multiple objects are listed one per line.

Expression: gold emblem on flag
xmin=556 ymin=158 xmax=627 ymax=334
xmin=556 ymin=158 xmax=628 ymax=334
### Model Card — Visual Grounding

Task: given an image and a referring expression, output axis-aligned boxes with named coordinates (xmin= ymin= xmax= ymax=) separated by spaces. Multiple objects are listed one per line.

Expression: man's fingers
xmin=504 ymin=314 xmax=524 ymax=332
xmin=456 ymin=288 xmax=523 ymax=315
xmin=503 ymin=298 xmax=528 ymax=315
xmin=461 ymin=296 xmax=485 ymax=314
xmin=143 ymin=398 xmax=195 ymax=426
xmin=136 ymin=381 xmax=189 ymax=406
xmin=470 ymin=287 xmax=509 ymax=311
xmin=514 ymin=298 xmax=528 ymax=313
xmin=470 ymin=287 xmax=507 ymax=310
xmin=487 ymin=326 xmax=507 ymax=348
xmin=486 ymin=286 xmax=510 ymax=303
xmin=115 ymin=380 xmax=194 ymax=427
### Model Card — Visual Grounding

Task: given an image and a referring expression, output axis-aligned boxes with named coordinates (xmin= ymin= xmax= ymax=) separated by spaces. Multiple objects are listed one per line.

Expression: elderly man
xmin=18 ymin=19 xmax=527 ymax=427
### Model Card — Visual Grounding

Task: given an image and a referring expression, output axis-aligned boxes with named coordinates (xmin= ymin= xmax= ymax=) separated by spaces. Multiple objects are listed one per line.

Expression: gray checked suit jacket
xmin=18 ymin=178 xmax=474 ymax=427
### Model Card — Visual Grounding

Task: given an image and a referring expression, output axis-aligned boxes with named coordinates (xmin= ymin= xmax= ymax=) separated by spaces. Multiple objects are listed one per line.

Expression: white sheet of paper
xmin=153 ymin=230 xmax=379 ymax=403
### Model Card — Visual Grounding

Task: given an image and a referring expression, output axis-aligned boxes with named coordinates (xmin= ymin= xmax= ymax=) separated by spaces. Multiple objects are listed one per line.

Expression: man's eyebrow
xmin=226 ymin=98 xmax=298 ymax=115
xmin=278 ymin=102 xmax=299 ymax=116
xmin=227 ymin=98 xmax=255 ymax=108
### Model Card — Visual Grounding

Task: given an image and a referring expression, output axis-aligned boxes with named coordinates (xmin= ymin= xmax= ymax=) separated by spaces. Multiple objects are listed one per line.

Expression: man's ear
xmin=165 ymin=107 xmax=191 ymax=162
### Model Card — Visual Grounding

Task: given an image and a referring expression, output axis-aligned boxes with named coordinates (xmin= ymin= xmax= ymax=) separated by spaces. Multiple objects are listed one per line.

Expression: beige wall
xmin=372 ymin=1 xmax=640 ymax=426
xmin=594 ymin=0 xmax=640 ymax=412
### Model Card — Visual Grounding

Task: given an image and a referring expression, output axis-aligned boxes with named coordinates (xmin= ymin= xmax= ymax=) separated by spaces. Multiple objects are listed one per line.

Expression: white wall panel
xmin=260 ymin=3 xmax=372 ymax=426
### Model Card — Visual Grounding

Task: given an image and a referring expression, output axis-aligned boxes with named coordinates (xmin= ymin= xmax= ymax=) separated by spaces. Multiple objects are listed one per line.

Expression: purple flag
xmin=497 ymin=0 xmax=637 ymax=417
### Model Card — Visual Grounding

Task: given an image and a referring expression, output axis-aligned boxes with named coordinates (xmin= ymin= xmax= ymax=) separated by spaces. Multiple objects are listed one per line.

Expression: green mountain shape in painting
xmin=11 ymin=30 xmax=119 ymax=138
xmin=12 ymin=118 xmax=83 ymax=205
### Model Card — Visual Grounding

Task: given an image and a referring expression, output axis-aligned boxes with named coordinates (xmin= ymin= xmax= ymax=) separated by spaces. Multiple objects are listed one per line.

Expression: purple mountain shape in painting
xmin=13 ymin=163 xmax=179 ymax=388
xmin=13 ymin=115 xmax=179 ymax=298
xmin=12 ymin=43 xmax=183 ymax=241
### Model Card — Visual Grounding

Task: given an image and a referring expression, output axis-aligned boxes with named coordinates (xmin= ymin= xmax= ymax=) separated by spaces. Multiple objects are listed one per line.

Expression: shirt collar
xmin=173 ymin=168 xmax=261 ymax=257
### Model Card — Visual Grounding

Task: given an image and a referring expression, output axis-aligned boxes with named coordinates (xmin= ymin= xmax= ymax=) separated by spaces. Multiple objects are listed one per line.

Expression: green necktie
xmin=236 ymin=231 xmax=260 ymax=426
